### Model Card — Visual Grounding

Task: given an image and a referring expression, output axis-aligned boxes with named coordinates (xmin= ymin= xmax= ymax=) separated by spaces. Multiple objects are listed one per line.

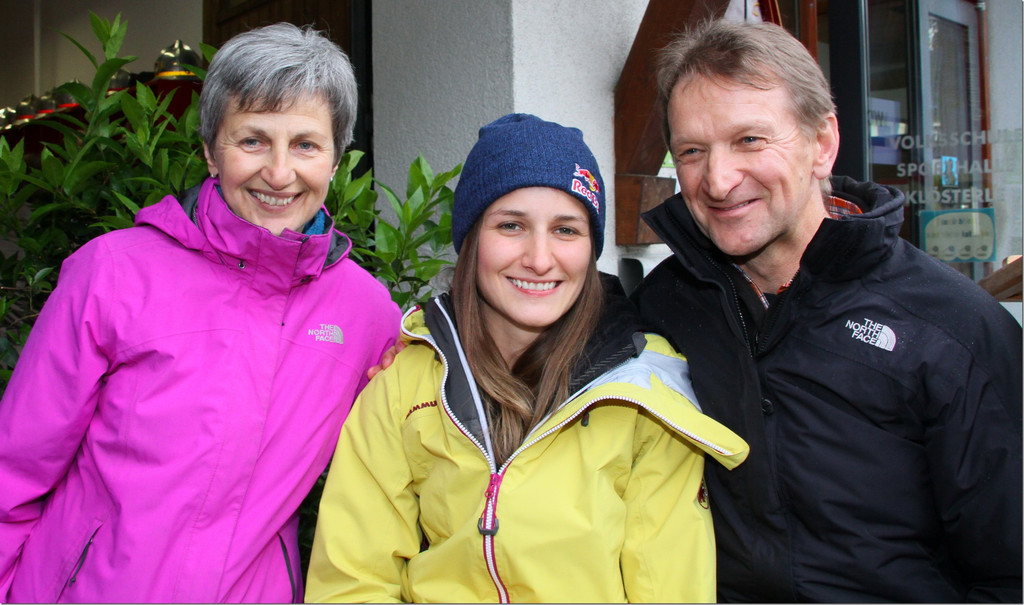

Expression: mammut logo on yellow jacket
xmin=405 ymin=400 xmax=438 ymax=419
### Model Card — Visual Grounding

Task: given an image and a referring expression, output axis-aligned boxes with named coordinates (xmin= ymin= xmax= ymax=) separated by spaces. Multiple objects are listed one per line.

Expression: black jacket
xmin=633 ymin=176 xmax=1023 ymax=602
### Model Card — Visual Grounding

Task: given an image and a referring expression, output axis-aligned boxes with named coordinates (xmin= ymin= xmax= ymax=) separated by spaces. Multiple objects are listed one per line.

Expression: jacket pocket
xmin=278 ymin=533 xmax=298 ymax=603
xmin=53 ymin=520 xmax=103 ymax=602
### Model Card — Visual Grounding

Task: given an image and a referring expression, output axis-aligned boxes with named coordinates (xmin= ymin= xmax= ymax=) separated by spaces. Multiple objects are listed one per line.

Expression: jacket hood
xmin=135 ymin=178 xmax=352 ymax=284
xmin=803 ymin=176 xmax=905 ymax=282
xmin=642 ymin=175 xmax=906 ymax=284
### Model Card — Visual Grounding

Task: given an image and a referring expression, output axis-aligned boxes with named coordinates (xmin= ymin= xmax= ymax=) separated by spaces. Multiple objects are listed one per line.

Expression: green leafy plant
xmin=327 ymin=151 xmax=459 ymax=309
xmin=1 ymin=13 xmax=209 ymax=387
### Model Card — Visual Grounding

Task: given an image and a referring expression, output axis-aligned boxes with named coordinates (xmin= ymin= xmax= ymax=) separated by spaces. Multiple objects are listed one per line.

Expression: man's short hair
xmin=656 ymin=19 xmax=836 ymax=143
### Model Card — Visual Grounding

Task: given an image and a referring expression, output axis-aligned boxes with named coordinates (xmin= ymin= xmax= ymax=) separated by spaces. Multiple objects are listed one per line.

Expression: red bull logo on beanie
xmin=574 ymin=164 xmax=600 ymax=193
xmin=571 ymin=164 xmax=601 ymax=212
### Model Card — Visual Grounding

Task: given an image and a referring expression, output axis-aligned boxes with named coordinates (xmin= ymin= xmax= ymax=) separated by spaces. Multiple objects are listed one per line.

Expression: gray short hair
xmin=656 ymin=19 xmax=836 ymax=141
xmin=199 ymin=22 xmax=357 ymax=164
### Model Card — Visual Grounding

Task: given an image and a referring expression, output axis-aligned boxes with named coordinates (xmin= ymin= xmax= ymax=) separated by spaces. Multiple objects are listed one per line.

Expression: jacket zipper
xmin=278 ymin=534 xmax=298 ymax=603
xmin=477 ymin=472 xmax=509 ymax=602
xmin=68 ymin=532 xmax=97 ymax=587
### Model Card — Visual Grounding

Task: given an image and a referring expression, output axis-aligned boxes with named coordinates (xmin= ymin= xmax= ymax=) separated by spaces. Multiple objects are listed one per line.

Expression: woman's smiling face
xmin=475 ymin=187 xmax=593 ymax=362
xmin=204 ymin=95 xmax=337 ymax=235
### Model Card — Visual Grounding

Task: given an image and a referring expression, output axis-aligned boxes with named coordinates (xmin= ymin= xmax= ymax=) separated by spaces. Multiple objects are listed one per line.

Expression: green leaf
xmin=182 ymin=63 xmax=207 ymax=81
xmin=36 ymin=118 xmax=86 ymax=144
xmin=96 ymin=91 xmax=127 ymax=120
xmin=128 ymin=175 xmax=168 ymax=189
xmin=180 ymin=99 xmax=201 ymax=135
xmin=112 ymin=191 xmax=141 ymax=214
xmin=12 ymin=172 xmax=51 ymax=193
xmin=90 ymin=215 xmax=134 ymax=231
xmin=342 ymin=150 xmax=365 ymax=173
xmin=406 ymin=155 xmax=432 ymax=199
xmin=40 ymin=152 xmax=65 ymax=188
xmin=1 ymin=139 xmax=25 ymax=171
xmin=143 ymin=190 xmax=167 ymax=208
xmin=401 ymin=189 xmax=423 ymax=230
xmin=151 ymin=149 xmax=169 ymax=180
xmin=431 ymin=163 xmax=463 ymax=194
xmin=378 ymin=184 xmax=403 ymax=217
xmin=404 ymin=187 xmax=427 ymax=223
xmin=64 ymin=160 xmax=116 ymax=195
xmin=59 ymin=80 xmax=93 ymax=109
xmin=32 ymin=267 xmax=54 ymax=283
xmin=374 ymin=222 xmax=400 ymax=262
xmin=89 ymin=12 xmax=111 ymax=48
xmin=390 ymin=291 xmax=414 ymax=309
xmin=120 ymin=92 xmax=146 ymax=133
xmin=343 ymin=172 xmax=373 ymax=204
xmin=136 ymin=81 xmax=158 ymax=113
xmin=105 ymin=14 xmax=128 ymax=60
xmin=27 ymin=201 xmax=75 ymax=223
xmin=200 ymin=42 xmax=219 ymax=64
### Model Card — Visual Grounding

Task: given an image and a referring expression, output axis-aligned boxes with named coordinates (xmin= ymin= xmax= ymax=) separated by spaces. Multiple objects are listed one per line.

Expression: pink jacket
xmin=0 ymin=178 xmax=400 ymax=602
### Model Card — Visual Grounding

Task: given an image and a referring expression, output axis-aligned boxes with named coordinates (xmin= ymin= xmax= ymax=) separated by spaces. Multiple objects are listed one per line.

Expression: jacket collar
xmin=135 ymin=177 xmax=352 ymax=285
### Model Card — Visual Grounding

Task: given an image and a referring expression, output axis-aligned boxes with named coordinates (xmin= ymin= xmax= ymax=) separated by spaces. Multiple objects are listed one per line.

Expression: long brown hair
xmin=451 ymin=221 xmax=603 ymax=467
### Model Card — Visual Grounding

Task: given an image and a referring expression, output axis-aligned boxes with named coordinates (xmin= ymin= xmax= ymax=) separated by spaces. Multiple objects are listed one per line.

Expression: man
xmin=631 ymin=18 xmax=1022 ymax=602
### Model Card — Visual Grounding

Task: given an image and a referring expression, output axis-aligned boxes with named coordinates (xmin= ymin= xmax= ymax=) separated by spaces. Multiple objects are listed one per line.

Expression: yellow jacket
xmin=306 ymin=296 xmax=748 ymax=603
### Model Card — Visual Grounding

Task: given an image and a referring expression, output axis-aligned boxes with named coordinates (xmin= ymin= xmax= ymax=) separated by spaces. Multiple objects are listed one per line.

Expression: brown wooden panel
xmin=615 ymin=174 xmax=677 ymax=245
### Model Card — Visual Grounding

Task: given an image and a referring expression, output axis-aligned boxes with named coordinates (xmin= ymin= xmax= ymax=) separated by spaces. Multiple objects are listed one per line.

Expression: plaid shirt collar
xmin=735 ymin=196 xmax=863 ymax=308
xmin=826 ymin=195 xmax=864 ymax=219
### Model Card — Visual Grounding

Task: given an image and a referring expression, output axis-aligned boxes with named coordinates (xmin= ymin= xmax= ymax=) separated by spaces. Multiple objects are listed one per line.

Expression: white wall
xmin=0 ymin=0 xmax=203 ymax=109
xmin=371 ymin=1 xmax=514 ymax=212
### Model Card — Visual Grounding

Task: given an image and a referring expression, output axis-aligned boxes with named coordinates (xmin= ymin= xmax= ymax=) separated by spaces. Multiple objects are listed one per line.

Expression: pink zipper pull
xmin=478 ymin=472 xmax=503 ymax=536
xmin=485 ymin=472 xmax=503 ymax=497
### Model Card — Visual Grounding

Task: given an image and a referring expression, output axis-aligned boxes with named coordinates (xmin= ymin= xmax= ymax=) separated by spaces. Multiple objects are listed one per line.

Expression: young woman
xmin=304 ymin=114 xmax=748 ymax=603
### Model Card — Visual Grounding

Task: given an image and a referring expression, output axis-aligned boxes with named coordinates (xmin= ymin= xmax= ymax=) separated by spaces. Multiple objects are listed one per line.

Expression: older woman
xmin=0 ymin=23 xmax=399 ymax=603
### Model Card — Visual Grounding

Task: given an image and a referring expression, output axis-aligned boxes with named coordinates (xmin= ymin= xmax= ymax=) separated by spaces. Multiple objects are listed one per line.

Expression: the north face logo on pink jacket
xmin=308 ymin=324 xmax=344 ymax=344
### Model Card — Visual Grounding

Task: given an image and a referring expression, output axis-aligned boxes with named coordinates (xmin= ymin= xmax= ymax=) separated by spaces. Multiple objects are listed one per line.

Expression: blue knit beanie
xmin=453 ymin=113 xmax=605 ymax=257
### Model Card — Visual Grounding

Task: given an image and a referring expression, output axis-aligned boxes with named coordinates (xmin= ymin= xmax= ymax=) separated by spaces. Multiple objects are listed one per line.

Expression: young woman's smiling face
xmin=204 ymin=95 xmax=337 ymax=235
xmin=475 ymin=187 xmax=593 ymax=362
